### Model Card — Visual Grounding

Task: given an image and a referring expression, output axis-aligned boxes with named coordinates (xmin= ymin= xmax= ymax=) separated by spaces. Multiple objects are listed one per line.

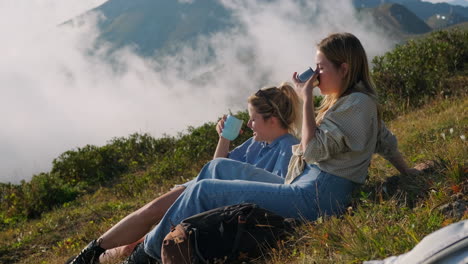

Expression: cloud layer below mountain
xmin=0 ymin=0 xmax=396 ymax=183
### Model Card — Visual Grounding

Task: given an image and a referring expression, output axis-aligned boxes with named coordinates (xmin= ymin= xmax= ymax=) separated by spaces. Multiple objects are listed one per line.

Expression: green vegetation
xmin=0 ymin=30 xmax=467 ymax=263
xmin=0 ymin=113 xmax=253 ymax=228
xmin=372 ymin=29 xmax=468 ymax=119
xmin=268 ymin=95 xmax=467 ymax=264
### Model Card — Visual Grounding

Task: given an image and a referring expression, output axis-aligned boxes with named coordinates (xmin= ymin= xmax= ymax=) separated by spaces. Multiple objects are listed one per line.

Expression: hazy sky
xmin=1 ymin=0 xmax=399 ymax=183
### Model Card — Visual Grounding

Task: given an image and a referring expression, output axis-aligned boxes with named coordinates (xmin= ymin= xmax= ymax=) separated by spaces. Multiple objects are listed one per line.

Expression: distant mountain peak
xmin=370 ymin=3 xmax=432 ymax=34
xmin=86 ymin=0 xmax=234 ymax=57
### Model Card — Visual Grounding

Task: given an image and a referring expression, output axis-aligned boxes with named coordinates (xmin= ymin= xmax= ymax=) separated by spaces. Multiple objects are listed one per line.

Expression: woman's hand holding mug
xmin=216 ymin=115 xmax=227 ymax=137
xmin=293 ymin=66 xmax=320 ymax=100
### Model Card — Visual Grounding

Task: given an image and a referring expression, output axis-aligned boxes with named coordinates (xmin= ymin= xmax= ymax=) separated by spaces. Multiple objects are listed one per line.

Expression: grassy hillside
xmin=269 ymin=96 xmax=467 ymax=263
xmin=445 ymin=20 xmax=468 ymax=31
xmin=1 ymin=95 xmax=466 ymax=264
xmin=1 ymin=30 xmax=467 ymax=263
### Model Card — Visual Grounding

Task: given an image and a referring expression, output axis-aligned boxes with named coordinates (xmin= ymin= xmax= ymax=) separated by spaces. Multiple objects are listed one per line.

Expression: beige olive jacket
xmin=285 ymin=92 xmax=398 ymax=184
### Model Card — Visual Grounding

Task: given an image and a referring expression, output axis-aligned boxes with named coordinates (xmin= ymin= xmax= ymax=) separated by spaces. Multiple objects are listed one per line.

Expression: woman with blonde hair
xmin=67 ymin=83 xmax=301 ymax=264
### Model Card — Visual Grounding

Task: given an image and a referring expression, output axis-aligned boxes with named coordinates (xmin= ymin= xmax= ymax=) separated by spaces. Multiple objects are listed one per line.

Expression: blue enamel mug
xmin=297 ymin=67 xmax=320 ymax=86
xmin=221 ymin=115 xmax=243 ymax=141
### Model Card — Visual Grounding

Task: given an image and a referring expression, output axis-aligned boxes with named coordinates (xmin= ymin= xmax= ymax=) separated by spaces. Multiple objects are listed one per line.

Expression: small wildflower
xmin=461 ymin=135 xmax=466 ymax=141
xmin=441 ymin=133 xmax=446 ymax=140
xmin=449 ymin=128 xmax=454 ymax=134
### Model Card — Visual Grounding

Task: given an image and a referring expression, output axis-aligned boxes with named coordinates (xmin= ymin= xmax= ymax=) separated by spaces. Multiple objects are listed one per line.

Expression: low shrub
xmin=51 ymin=133 xmax=174 ymax=186
xmin=372 ymin=29 xmax=468 ymax=119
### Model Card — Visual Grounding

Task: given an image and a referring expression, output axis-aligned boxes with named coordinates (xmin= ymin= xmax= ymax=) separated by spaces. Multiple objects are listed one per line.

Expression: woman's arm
xmin=300 ymin=90 xmax=317 ymax=152
xmin=292 ymin=70 xmax=320 ymax=152
xmin=387 ymin=151 xmax=426 ymax=176
xmin=376 ymin=121 xmax=424 ymax=176
xmin=386 ymin=151 xmax=413 ymax=175
xmin=213 ymin=137 xmax=230 ymax=159
xmin=213 ymin=115 xmax=230 ymax=159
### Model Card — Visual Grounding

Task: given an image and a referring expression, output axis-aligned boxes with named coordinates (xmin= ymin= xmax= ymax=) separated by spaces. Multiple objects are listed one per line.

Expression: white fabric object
xmin=363 ymin=220 xmax=468 ymax=264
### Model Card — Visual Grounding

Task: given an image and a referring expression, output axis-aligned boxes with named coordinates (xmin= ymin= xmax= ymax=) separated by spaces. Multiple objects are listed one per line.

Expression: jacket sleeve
xmin=374 ymin=121 xmax=399 ymax=160
xmin=303 ymin=95 xmax=375 ymax=164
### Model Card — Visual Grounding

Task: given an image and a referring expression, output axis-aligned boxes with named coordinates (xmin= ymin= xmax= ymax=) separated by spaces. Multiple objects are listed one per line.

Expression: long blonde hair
xmin=248 ymin=83 xmax=301 ymax=137
xmin=315 ymin=33 xmax=380 ymax=123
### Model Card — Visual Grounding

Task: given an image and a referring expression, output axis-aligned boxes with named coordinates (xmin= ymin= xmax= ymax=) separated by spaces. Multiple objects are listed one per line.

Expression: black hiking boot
xmin=122 ymin=243 xmax=160 ymax=264
xmin=65 ymin=239 xmax=106 ymax=264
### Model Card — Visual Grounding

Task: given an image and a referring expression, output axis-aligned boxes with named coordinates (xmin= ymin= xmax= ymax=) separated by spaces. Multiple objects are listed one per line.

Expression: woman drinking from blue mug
xmin=67 ymin=83 xmax=301 ymax=264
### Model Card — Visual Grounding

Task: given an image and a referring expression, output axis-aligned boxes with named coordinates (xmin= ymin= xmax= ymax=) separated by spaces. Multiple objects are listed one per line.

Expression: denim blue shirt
xmin=227 ymin=133 xmax=299 ymax=178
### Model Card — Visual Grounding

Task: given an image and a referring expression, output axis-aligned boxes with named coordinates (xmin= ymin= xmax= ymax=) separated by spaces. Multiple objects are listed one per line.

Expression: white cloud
xmin=422 ymin=0 xmax=468 ymax=5
xmin=0 ymin=0 xmax=397 ymax=183
xmin=219 ymin=0 xmax=396 ymax=83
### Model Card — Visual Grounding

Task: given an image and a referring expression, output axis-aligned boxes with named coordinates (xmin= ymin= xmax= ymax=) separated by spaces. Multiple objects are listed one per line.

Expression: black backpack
xmin=161 ymin=203 xmax=298 ymax=264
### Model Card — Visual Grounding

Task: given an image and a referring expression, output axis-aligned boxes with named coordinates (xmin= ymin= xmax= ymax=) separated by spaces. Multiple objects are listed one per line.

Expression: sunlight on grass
xmin=265 ymin=96 xmax=467 ymax=263
xmin=1 ymin=97 xmax=466 ymax=264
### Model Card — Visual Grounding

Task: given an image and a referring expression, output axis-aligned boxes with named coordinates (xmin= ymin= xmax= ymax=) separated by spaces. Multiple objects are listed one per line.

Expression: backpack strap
xmin=192 ymin=227 xmax=208 ymax=264
xmin=230 ymin=214 xmax=247 ymax=257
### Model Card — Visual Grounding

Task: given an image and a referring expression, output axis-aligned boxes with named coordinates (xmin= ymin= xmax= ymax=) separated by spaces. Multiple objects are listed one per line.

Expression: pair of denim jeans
xmin=144 ymin=158 xmax=357 ymax=259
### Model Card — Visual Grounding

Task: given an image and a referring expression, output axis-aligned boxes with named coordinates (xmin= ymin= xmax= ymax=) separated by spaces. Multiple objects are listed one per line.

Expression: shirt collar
xmin=260 ymin=133 xmax=292 ymax=148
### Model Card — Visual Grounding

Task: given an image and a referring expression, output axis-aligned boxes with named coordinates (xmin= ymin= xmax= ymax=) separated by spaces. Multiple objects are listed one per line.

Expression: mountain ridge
xmin=88 ymin=0 xmax=234 ymax=57
xmin=364 ymin=2 xmax=432 ymax=36
xmin=353 ymin=0 xmax=468 ymax=19
xmin=78 ymin=0 xmax=468 ymax=58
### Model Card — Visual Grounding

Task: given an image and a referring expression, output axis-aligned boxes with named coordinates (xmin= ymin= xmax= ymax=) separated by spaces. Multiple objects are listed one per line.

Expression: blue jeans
xmin=144 ymin=158 xmax=357 ymax=259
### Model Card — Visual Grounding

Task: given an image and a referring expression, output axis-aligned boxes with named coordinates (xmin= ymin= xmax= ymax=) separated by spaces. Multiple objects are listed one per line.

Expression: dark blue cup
xmin=297 ymin=67 xmax=315 ymax=83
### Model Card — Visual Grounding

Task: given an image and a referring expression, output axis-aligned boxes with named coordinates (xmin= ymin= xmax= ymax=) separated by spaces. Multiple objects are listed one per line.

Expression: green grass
xmin=0 ymin=95 xmax=466 ymax=264
xmin=266 ymin=96 xmax=467 ymax=264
